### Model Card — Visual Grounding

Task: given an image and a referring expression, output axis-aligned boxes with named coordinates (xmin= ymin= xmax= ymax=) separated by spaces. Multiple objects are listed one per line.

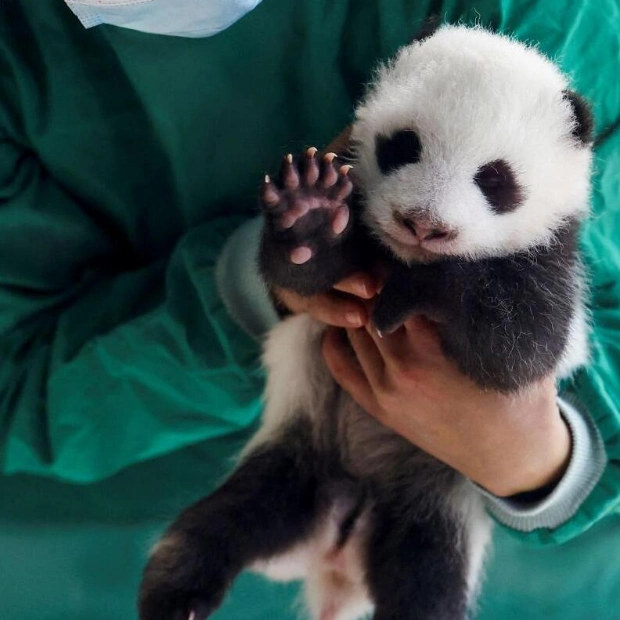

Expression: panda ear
xmin=409 ymin=15 xmax=442 ymax=44
xmin=562 ymin=90 xmax=594 ymax=145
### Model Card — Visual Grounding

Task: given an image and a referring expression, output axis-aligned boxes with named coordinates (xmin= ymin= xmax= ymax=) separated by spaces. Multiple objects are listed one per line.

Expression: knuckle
xmin=391 ymin=360 xmax=420 ymax=385
xmin=375 ymin=384 xmax=397 ymax=412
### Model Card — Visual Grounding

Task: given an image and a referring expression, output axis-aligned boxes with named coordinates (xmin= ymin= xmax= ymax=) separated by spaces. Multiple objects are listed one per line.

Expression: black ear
xmin=410 ymin=15 xmax=442 ymax=44
xmin=563 ymin=90 xmax=594 ymax=145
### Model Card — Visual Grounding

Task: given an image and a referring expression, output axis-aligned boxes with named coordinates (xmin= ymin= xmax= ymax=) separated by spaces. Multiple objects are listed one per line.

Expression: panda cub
xmin=139 ymin=26 xmax=593 ymax=620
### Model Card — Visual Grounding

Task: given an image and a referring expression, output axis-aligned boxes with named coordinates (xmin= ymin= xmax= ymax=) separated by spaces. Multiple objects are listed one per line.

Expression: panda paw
xmin=260 ymin=148 xmax=354 ymax=265
xmin=138 ymin=534 xmax=233 ymax=620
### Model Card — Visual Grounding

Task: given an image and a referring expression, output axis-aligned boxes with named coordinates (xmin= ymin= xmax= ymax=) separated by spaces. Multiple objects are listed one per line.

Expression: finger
xmin=308 ymin=294 xmax=368 ymax=327
xmin=365 ymin=323 xmax=413 ymax=366
xmin=346 ymin=325 xmax=386 ymax=391
xmin=402 ymin=315 xmax=443 ymax=356
xmin=333 ymin=273 xmax=380 ymax=299
xmin=322 ymin=328 xmax=382 ymax=415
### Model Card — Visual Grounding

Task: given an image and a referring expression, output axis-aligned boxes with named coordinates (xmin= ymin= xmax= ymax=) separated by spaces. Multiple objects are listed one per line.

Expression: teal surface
xmin=2 ymin=437 xmax=620 ymax=619
xmin=1 ymin=0 xmax=619 ymax=618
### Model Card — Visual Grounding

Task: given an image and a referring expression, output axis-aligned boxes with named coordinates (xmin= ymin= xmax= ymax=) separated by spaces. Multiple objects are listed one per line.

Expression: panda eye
xmin=474 ymin=159 xmax=524 ymax=214
xmin=375 ymin=130 xmax=422 ymax=175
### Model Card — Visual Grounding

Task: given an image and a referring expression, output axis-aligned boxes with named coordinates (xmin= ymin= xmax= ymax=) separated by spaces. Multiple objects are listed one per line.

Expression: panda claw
xmin=262 ymin=175 xmax=281 ymax=208
xmin=303 ymin=146 xmax=320 ymax=185
xmin=282 ymin=154 xmax=299 ymax=189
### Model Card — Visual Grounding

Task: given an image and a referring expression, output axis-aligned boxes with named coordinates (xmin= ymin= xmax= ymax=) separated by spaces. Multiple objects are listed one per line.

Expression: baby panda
xmin=139 ymin=26 xmax=593 ymax=620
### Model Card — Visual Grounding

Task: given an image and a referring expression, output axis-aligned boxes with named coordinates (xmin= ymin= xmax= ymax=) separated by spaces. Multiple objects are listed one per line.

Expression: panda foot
xmin=260 ymin=148 xmax=354 ymax=265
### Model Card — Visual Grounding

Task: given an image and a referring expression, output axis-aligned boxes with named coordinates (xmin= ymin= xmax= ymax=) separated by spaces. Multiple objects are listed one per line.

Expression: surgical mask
xmin=65 ymin=0 xmax=263 ymax=38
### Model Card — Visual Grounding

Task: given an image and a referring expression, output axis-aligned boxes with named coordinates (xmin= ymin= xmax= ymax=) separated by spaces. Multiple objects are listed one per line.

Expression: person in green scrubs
xmin=0 ymin=1 xmax=618 ymax=619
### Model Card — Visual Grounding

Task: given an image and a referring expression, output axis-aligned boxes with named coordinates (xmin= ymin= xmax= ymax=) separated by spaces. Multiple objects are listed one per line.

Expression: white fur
xmin=448 ymin=481 xmax=494 ymax=606
xmin=243 ymin=314 xmax=328 ymax=457
xmin=557 ymin=296 xmax=591 ymax=378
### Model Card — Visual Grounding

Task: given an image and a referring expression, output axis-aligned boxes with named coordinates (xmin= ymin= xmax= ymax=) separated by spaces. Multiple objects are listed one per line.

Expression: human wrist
xmin=479 ymin=397 xmax=607 ymax=533
xmin=498 ymin=407 xmax=572 ymax=498
xmin=475 ymin=384 xmax=572 ymax=498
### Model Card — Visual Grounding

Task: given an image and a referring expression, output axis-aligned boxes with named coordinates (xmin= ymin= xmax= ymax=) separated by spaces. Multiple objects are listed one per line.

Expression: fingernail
xmin=345 ymin=312 xmax=362 ymax=326
xmin=356 ymin=282 xmax=368 ymax=297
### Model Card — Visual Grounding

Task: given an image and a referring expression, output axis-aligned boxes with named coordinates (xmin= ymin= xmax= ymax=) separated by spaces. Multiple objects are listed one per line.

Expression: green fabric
xmin=0 ymin=0 xmax=619 ymax=618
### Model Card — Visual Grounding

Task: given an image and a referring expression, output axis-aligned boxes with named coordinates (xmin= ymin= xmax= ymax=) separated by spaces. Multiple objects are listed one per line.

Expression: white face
xmin=351 ymin=26 xmax=593 ymax=263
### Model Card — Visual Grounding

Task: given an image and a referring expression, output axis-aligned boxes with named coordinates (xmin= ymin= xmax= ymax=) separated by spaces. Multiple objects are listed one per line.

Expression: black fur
xmin=410 ymin=14 xmax=443 ymax=44
xmin=373 ymin=221 xmax=579 ymax=391
xmin=139 ymin=417 xmax=321 ymax=620
xmin=375 ymin=130 xmax=423 ymax=175
xmin=138 ymin=409 xmax=467 ymax=620
xmin=563 ymin=90 xmax=594 ymax=145
xmin=367 ymin=502 xmax=468 ymax=620
xmin=474 ymin=159 xmax=525 ymax=214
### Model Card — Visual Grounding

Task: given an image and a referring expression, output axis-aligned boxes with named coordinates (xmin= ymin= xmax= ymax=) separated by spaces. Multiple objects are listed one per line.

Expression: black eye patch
xmin=474 ymin=159 xmax=524 ymax=214
xmin=375 ymin=130 xmax=422 ymax=175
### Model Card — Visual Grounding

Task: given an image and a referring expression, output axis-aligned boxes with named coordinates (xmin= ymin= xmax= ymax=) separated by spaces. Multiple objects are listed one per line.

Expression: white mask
xmin=65 ymin=0 xmax=263 ymax=38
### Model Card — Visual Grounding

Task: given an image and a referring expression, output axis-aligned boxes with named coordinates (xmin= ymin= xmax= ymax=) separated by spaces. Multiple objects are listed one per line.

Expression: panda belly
xmin=251 ymin=498 xmax=373 ymax=620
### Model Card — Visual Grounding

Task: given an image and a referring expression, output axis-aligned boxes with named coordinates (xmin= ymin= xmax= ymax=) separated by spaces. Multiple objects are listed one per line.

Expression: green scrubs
xmin=0 ymin=1 xmax=618 ymax=618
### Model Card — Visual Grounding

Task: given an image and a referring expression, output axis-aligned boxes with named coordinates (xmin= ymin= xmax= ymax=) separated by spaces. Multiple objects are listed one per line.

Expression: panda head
xmin=351 ymin=26 xmax=593 ymax=263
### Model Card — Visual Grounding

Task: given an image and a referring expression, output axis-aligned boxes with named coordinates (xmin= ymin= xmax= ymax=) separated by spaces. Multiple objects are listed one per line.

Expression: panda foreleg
xmin=138 ymin=417 xmax=320 ymax=620
xmin=259 ymin=148 xmax=367 ymax=297
xmin=372 ymin=261 xmax=452 ymax=334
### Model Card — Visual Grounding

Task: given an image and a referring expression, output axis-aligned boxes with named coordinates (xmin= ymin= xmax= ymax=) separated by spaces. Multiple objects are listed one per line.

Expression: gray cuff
xmin=215 ymin=217 xmax=279 ymax=339
xmin=479 ymin=397 xmax=606 ymax=532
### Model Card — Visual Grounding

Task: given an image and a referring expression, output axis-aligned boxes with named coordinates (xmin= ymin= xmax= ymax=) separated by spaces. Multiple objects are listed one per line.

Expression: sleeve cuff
xmin=215 ymin=216 xmax=280 ymax=339
xmin=478 ymin=396 xmax=607 ymax=532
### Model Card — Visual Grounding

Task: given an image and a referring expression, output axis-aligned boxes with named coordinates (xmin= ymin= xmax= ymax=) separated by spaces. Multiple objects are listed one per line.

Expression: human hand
xmin=273 ymin=272 xmax=380 ymax=327
xmin=322 ymin=316 xmax=571 ymax=498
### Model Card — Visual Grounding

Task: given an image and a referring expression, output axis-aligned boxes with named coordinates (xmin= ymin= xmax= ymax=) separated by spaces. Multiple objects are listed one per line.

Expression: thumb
xmin=322 ymin=327 xmax=381 ymax=415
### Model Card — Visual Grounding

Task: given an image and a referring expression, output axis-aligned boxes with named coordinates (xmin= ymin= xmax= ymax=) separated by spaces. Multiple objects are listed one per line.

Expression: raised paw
xmin=261 ymin=148 xmax=354 ymax=265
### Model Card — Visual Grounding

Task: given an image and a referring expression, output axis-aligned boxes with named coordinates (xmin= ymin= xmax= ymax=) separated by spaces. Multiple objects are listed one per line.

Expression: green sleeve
xmin=0 ymin=141 xmax=265 ymax=481
xmin=0 ymin=3 xmax=268 ymax=482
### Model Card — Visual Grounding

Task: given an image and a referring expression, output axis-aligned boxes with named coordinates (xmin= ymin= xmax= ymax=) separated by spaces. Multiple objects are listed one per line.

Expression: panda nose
xmin=398 ymin=214 xmax=452 ymax=241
